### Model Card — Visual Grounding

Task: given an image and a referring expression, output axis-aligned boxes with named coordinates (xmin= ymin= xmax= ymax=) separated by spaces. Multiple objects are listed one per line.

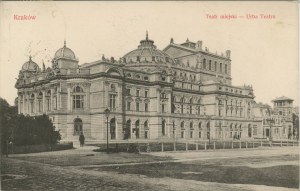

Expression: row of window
xmin=203 ymin=59 xmax=228 ymax=74
xmin=126 ymin=88 xmax=149 ymax=97
xmin=20 ymin=96 xmax=57 ymax=113
xmin=219 ymin=87 xmax=243 ymax=94
xmin=126 ymin=73 xmax=149 ymax=81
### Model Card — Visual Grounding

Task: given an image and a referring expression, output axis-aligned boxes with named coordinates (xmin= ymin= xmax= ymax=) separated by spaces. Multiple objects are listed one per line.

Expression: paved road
xmin=1 ymin=147 xmax=299 ymax=191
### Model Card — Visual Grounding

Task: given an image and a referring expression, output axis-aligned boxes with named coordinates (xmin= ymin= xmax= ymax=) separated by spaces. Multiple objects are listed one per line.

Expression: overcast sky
xmin=0 ymin=1 xmax=298 ymax=106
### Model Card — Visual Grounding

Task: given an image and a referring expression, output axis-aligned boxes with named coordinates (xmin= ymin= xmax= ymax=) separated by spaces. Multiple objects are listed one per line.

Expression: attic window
xmin=137 ymin=56 xmax=140 ymax=62
xmin=144 ymin=76 xmax=149 ymax=81
xmin=127 ymin=73 xmax=132 ymax=78
xmin=152 ymin=56 xmax=155 ymax=61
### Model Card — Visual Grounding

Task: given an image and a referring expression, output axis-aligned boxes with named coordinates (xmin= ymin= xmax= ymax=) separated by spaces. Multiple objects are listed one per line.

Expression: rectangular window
xmin=136 ymin=90 xmax=140 ymax=97
xmin=145 ymin=90 xmax=148 ymax=98
xmin=127 ymin=101 xmax=131 ymax=111
xmin=253 ymin=127 xmax=258 ymax=135
xmin=109 ymin=94 xmax=116 ymax=110
xmin=225 ymin=64 xmax=228 ymax=74
xmin=181 ymin=131 xmax=184 ymax=138
xmin=190 ymin=131 xmax=193 ymax=138
xmin=219 ymin=109 xmax=222 ymax=116
xmin=220 ymin=63 xmax=223 ymax=73
xmin=145 ymin=103 xmax=148 ymax=112
xmin=199 ymin=131 xmax=201 ymax=138
xmin=162 ymin=104 xmax=165 ymax=113
xmin=73 ymin=95 xmax=84 ymax=110
xmin=136 ymin=102 xmax=140 ymax=112
xmin=145 ymin=131 xmax=148 ymax=139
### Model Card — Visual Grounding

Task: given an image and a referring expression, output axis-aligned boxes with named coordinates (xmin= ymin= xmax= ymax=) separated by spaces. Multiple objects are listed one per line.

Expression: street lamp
xmin=204 ymin=114 xmax=211 ymax=149
xmin=266 ymin=117 xmax=275 ymax=141
xmin=104 ymin=108 xmax=110 ymax=153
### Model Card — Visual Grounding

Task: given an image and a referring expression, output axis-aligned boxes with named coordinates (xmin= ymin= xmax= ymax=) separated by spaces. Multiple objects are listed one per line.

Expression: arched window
xmin=30 ymin=93 xmax=35 ymax=113
xmin=124 ymin=120 xmax=131 ymax=139
xmin=73 ymin=86 xmax=84 ymax=110
xmin=225 ymin=64 xmax=228 ymax=74
xmin=214 ymin=61 xmax=217 ymax=71
xmin=38 ymin=92 xmax=43 ymax=112
xmin=110 ymin=118 xmax=116 ymax=140
xmin=198 ymin=122 xmax=202 ymax=130
xmin=74 ymin=118 xmax=83 ymax=135
xmin=203 ymin=59 xmax=206 ymax=69
xmin=220 ymin=63 xmax=223 ymax=73
xmin=248 ymin=124 xmax=252 ymax=137
xmin=144 ymin=121 xmax=149 ymax=139
xmin=190 ymin=122 xmax=193 ymax=129
xmin=189 ymin=98 xmax=193 ymax=114
xmin=181 ymin=121 xmax=185 ymax=129
xmin=209 ymin=60 xmax=212 ymax=70
xmin=46 ymin=90 xmax=51 ymax=111
xmin=135 ymin=120 xmax=140 ymax=138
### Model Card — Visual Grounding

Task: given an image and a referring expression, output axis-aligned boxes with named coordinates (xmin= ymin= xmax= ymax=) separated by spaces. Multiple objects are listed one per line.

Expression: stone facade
xmin=15 ymin=34 xmax=292 ymax=141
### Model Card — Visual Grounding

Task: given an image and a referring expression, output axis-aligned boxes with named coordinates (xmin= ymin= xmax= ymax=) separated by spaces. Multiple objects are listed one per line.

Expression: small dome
xmin=22 ymin=56 xmax=39 ymax=71
xmin=54 ymin=40 xmax=76 ymax=60
xmin=122 ymin=32 xmax=174 ymax=64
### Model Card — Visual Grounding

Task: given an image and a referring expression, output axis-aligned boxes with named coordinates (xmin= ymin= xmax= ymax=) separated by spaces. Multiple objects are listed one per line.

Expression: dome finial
xmin=29 ymin=55 xmax=32 ymax=61
xmin=146 ymin=30 xmax=148 ymax=40
xmin=64 ymin=39 xmax=66 ymax=47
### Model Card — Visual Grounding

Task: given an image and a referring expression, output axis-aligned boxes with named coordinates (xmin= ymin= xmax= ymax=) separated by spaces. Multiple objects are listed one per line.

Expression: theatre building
xmin=16 ymin=33 xmax=280 ymax=142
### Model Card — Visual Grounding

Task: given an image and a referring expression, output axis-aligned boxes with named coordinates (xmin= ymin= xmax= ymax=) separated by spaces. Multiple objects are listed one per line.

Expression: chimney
xmin=170 ymin=38 xmax=174 ymax=44
xmin=196 ymin=41 xmax=202 ymax=50
xmin=225 ymin=50 xmax=231 ymax=58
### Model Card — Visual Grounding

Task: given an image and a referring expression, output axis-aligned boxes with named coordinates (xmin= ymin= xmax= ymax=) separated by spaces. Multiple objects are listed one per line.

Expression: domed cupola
xmin=122 ymin=31 xmax=174 ymax=65
xmin=52 ymin=40 xmax=79 ymax=69
xmin=22 ymin=56 xmax=39 ymax=72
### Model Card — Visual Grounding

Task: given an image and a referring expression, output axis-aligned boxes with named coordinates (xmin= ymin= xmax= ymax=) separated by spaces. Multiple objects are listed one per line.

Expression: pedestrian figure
xmin=79 ymin=133 xmax=85 ymax=147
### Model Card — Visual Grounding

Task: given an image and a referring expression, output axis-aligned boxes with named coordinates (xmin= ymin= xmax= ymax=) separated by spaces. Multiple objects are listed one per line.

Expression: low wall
xmin=8 ymin=142 xmax=73 ymax=154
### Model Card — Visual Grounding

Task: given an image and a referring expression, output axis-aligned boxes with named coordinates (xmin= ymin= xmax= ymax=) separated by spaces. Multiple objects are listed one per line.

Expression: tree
xmin=0 ymin=98 xmax=17 ymax=155
xmin=0 ymin=97 xmax=61 ymax=154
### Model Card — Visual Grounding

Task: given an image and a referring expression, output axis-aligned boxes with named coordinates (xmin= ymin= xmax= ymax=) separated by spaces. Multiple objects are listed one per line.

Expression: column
xmin=50 ymin=88 xmax=54 ymax=111
xmin=85 ymin=84 xmax=90 ymax=111
xmin=34 ymin=92 xmax=37 ymax=114
xmin=22 ymin=93 xmax=25 ymax=114
xmin=42 ymin=90 xmax=46 ymax=113
xmin=58 ymin=84 xmax=61 ymax=109
xmin=18 ymin=94 xmax=21 ymax=114
xmin=67 ymin=85 xmax=71 ymax=111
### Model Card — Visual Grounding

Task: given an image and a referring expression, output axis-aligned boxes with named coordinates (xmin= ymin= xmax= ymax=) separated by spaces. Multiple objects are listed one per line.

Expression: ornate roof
xmin=122 ymin=32 xmax=174 ymax=65
xmin=272 ymin=96 xmax=294 ymax=102
xmin=54 ymin=40 xmax=76 ymax=60
xmin=22 ymin=56 xmax=39 ymax=72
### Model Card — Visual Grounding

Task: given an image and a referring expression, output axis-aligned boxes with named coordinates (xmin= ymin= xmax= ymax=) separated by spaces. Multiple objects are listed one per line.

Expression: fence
xmin=88 ymin=140 xmax=299 ymax=153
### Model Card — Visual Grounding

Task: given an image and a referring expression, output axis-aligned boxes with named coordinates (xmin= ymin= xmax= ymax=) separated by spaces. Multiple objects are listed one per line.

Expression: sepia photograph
xmin=0 ymin=1 xmax=299 ymax=190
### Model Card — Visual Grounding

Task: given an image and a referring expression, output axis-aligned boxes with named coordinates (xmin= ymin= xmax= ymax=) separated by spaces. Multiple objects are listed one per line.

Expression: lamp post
xmin=205 ymin=114 xmax=211 ymax=149
xmin=266 ymin=117 xmax=275 ymax=141
xmin=104 ymin=108 xmax=110 ymax=153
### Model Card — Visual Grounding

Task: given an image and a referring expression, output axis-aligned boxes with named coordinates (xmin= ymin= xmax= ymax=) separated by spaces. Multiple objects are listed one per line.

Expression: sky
xmin=0 ymin=1 xmax=298 ymax=107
